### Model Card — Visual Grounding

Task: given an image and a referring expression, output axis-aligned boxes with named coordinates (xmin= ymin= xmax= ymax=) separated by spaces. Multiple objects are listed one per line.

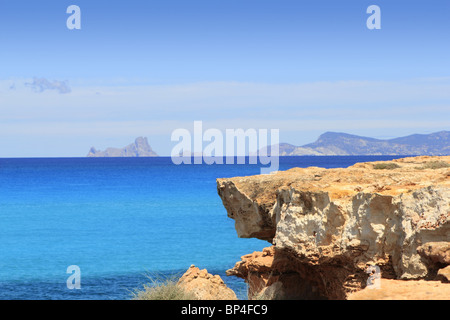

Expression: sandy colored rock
xmin=437 ymin=266 xmax=450 ymax=282
xmin=227 ymin=246 xmax=325 ymax=299
xmin=347 ymin=279 xmax=450 ymax=300
xmin=178 ymin=266 xmax=237 ymax=300
xmin=226 ymin=247 xmax=280 ymax=299
xmin=217 ymin=156 xmax=450 ymax=241
xmin=417 ymin=242 xmax=450 ymax=265
xmin=218 ymin=156 xmax=450 ymax=299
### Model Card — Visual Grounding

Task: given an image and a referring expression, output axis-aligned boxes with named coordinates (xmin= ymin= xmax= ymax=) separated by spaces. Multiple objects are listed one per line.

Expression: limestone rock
xmin=178 ymin=266 xmax=237 ymax=300
xmin=218 ymin=156 xmax=450 ymax=299
xmin=347 ymin=279 xmax=450 ymax=300
xmin=226 ymin=246 xmax=325 ymax=299
xmin=417 ymin=242 xmax=450 ymax=265
xmin=437 ymin=266 xmax=450 ymax=283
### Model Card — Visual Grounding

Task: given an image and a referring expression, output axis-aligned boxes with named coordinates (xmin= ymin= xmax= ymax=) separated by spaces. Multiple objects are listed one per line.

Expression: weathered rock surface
xmin=178 ymin=265 xmax=237 ymax=300
xmin=87 ymin=137 xmax=158 ymax=157
xmin=218 ymin=156 xmax=450 ymax=299
xmin=347 ymin=279 xmax=450 ymax=300
xmin=226 ymin=246 xmax=326 ymax=299
xmin=437 ymin=265 xmax=450 ymax=282
xmin=417 ymin=241 xmax=450 ymax=265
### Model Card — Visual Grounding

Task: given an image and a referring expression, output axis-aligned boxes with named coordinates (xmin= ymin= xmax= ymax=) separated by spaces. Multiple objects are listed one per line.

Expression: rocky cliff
xmin=178 ymin=265 xmax=237 ymax=300
xmin=217 ymin=156 xmax=450 ymax=299
xmin=87 ymin=137 xmax=158 ymax=157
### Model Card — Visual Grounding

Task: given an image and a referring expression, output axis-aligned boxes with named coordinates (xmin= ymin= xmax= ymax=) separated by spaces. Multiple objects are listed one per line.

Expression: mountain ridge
xmin=277 ymin=130 xmax=450 ymax=156
xmin=86 ymin=131 xmax=450 ymax=157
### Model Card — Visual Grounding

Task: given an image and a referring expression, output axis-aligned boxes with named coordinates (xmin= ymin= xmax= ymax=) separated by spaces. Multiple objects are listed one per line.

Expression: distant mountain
xmin=87 ymin=137 xmax=158 ymax=157
xmin=276 ymin=131 xmax=450 ymax=156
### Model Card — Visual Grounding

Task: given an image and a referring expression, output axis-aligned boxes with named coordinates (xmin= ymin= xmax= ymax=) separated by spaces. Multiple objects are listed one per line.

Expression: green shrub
xmin=420 ymin=161 xmax=450 ymax=169
xmin=373 ymin=163 xmax=401 ymax=170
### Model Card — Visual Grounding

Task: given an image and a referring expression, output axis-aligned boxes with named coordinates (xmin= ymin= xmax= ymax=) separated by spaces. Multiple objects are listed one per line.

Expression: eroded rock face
xmin=417 ymin=242 xmax=450 ymax=265
xmin=218 ymin=156 xmax=450 ymax=299
xmin=226 ymin=246 xmax=327 ymax=299
xmin=347 ymin=279 xmax=450 ymax=300
xmin=177 ymin=265 xmax=237 ymax=300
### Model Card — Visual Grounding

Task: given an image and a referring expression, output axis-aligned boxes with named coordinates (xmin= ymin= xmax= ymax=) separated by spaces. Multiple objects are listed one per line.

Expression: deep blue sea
xmin=0 ymin=156 xmax=404 ymax=300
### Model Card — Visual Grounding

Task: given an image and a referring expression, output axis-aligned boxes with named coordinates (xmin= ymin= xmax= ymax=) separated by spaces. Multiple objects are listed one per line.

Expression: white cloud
xmin=0 ymin=77 xmax=449 ymax=156
xmin=1 ymin=77 xmax=450 ymax=120
xmin=24 ymin=77 xmax=71 ymax=94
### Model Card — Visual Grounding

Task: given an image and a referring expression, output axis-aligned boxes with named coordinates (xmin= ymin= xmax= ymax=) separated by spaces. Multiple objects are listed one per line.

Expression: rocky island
xmin=87 ymin=137 xmax=158 ymax=157
xmin=217 ymin=156 xmax=450 ymax=299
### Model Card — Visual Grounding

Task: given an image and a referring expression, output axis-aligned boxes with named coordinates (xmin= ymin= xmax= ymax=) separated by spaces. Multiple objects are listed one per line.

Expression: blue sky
xmin=0 ymin=0 xmax=449 ymax=156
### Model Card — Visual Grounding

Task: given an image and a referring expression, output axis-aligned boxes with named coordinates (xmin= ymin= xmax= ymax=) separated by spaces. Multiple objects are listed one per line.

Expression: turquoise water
xmin=0 ymin=156 xmax=403 ymax=300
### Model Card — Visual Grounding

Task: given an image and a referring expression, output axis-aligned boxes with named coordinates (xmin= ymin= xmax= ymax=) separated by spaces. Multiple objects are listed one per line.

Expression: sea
xmin=0 ymin=156 xmax=404 ymax=300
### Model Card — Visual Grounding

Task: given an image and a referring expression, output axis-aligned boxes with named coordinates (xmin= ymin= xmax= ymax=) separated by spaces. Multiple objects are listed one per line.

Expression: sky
xmin=0 ymin=0 xmax=449 ymax=157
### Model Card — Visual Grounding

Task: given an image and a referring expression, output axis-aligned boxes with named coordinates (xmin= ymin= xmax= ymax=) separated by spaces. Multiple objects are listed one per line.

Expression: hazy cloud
xmin=2 ymin=77 xmax=449 ymax=156
xmin=25 ymin=77 xmax=71 ymax=94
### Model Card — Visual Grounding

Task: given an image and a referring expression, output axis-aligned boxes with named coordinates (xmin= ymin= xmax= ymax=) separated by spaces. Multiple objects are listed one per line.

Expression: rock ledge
xmin=218 ymin=156 xmax=450 ymax=299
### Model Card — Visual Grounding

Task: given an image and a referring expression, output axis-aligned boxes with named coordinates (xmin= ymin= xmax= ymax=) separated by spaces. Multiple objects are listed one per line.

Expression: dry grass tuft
xmin=131 ymin=273 xmax=198 ymax=300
